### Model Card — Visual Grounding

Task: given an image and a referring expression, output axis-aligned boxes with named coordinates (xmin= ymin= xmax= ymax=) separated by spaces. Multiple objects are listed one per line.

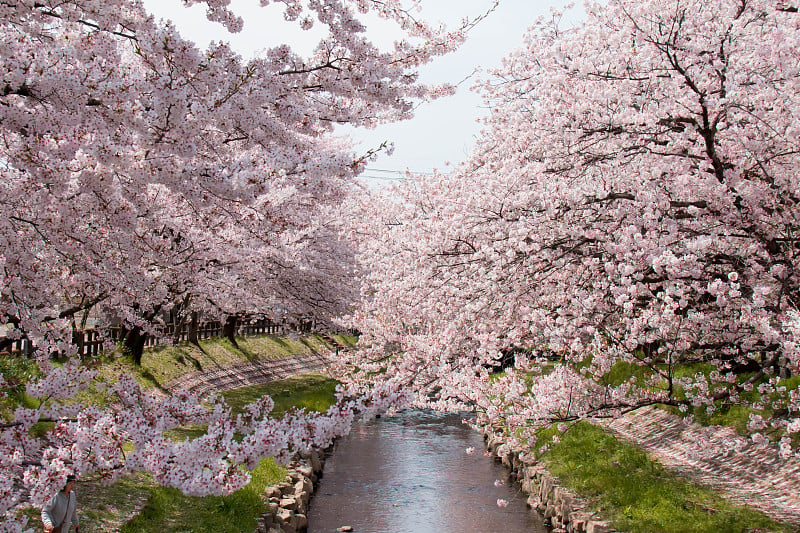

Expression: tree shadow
xmin=298 ymin=337 xmax=320 ymax=354
xmin=267 ymin=335 xmax=293 ymax=352
xmin=234 ymin=340 xmax=258 ymax=362
xmin=138 ymin=367 xmax=171 ymax=395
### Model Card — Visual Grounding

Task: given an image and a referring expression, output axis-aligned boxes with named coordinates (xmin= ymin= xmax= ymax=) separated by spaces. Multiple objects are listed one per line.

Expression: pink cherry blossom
xmin=0 ymin=0 xmax=476 ymax=528
xmin=343 ymin=0 xmax=800 ymax=474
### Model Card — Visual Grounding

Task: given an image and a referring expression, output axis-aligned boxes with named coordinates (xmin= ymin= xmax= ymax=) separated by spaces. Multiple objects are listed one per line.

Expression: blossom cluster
xmin=0 ymin=360 xmax=412 ymax=528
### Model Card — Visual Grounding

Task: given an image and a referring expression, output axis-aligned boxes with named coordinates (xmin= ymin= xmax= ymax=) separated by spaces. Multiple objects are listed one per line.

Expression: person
xmin=41 ymin=474 xmax=80 ymax=533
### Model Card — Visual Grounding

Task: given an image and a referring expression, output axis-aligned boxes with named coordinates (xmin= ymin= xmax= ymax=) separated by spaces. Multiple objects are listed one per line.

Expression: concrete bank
xmin=165 ymin=352 xmax=335 ymax=400
xmin=476 ymin=412 xmax=616 ymax=533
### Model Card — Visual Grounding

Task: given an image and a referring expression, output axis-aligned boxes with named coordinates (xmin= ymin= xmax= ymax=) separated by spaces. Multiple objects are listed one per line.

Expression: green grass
xmin=121 ymin=458 xmax=286 ymax=533
xmin=121 ymin=373 xmax=340 ymax=532
xmin=0 ymin=354 xmax=40 ymax=418
xmin=164 ymin=373 xmax=341 ymax=441
xmin=138 ymin=333 xmax=336 ymax=388
xmin=5 ymin=332 xmax=349 ymax=532
xmin=20 ymin=471 xmax=154 ymax=532
xmin=59 ymin=332 xmax=344 ymax=413
xmin=659 ymin=373 xmax=800 ymax=445
xmin=537 ymin=421 xmax=789 ymax=533
xmin=222 ymin=372 xmax=339 ymax=418
xmin=572 ymin=355 xmax=800 ymax=445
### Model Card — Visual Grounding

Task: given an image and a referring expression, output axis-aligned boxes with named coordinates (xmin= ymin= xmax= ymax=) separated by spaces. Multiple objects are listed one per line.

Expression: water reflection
xmin=308 ymin=410 xmax=548 ymax=533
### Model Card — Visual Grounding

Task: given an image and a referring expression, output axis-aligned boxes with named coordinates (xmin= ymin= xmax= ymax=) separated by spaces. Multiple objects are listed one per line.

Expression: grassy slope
xmin=119 ymin=456 xmax=288 ymax=533
xmin=125 ymin=333 xmax=355 ymax=390
xmin=491 ymin=363 xmax=795 ymax=532
xmin=121 ymin=373 xmax=340 ymax=533
xmin=222 ymin=372 xmax=339 ymax=419
xmin=534 ymin=422 xmax=789 ymax=532
xmin=15 ymin=333 xmax=349 ymax=533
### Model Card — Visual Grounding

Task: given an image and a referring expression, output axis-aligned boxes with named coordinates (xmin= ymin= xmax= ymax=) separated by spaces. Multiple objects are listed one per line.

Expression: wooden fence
xmin=1 ymin=317 xmax=304 ymax=358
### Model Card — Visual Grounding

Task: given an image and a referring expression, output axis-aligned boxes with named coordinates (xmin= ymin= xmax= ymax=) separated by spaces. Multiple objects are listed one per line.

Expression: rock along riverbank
xmin=476 ymin=412 xmax=615 ymax=533
xmin=257 ymin=449 xmax=327 ymax=533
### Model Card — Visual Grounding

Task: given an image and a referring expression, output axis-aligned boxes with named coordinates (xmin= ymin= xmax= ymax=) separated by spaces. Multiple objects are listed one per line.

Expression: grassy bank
xmin=13 ymin=332 xmax=348 ymax=532
xmin=122 ymin=372 xmax=340 ymax=533
xmin=222 ymin=372 xmax=339 ymax=419
xmin=535 ymin=422 xmax=788 ymax=533
xmin=108 ymin=332 xmax=355 ymax=392
xmin=119 ymin=455 xmax=287 ymax=533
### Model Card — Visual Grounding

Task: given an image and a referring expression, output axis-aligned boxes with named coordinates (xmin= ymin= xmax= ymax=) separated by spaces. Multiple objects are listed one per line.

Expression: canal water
xmin=307 ymin=410 xmax=548 ymax=533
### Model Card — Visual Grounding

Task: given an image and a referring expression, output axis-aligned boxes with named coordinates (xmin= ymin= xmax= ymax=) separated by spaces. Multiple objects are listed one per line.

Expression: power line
xmin=358 ymin=167 xmax=437 ymax=181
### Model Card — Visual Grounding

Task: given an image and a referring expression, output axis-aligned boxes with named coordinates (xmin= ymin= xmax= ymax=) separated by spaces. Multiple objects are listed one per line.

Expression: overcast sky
xmin=140 ymin=0 xmax=582 ymax=184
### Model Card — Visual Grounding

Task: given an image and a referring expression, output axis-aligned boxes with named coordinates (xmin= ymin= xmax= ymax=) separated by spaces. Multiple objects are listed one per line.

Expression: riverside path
xmin=601 ymin=406 xmax=800 ymax=527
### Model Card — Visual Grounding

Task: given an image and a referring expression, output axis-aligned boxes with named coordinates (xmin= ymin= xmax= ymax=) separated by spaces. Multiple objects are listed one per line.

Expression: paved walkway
xmin=164 ymin=351 xmax=335 ymax=400
xmin=600 ymin=406 xmax=800 ymax=527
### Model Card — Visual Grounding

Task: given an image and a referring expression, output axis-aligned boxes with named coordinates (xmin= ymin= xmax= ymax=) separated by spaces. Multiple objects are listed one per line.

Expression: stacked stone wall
xmin=256 ymin=449 xmax=326 ymax=533
xmin=477 ymin=413 xmax=616 ymax=533
xmin=257 ymin=412 xmax=618 ymax=533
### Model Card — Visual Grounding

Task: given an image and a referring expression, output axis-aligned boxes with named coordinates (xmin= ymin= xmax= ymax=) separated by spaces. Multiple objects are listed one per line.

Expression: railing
xmin=0 ymin=338 xmax=31 ymax=358
xmin=0 ymin=317 xmax=310 ymax=358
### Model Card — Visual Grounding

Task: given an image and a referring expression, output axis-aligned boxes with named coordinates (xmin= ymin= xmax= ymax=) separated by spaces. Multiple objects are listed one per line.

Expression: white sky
xmin=141 ymin=0 xmax=582 ymax=184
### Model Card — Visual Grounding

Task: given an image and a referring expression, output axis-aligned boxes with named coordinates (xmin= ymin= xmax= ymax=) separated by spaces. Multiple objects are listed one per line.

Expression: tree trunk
xmin=188 ymin=311 xmax=199 ymax=346
xmin=123 ymin=327 xmax=148 ymax=366
xmin=223 ymin=315 xmax=239 ymax=349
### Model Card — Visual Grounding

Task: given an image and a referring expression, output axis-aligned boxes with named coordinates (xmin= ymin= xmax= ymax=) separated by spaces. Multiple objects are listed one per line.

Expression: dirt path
xmin=599 ymin=405 xmax=800 ymax=527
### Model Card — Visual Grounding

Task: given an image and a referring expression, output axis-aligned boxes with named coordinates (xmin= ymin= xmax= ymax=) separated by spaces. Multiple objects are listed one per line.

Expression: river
xmin=307 ymin=410 xmax=548 ymax=533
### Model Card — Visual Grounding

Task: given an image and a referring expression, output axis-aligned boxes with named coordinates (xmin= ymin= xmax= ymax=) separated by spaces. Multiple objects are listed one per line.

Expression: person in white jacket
xmin=41 ymin=474 xmax=79 ymax=533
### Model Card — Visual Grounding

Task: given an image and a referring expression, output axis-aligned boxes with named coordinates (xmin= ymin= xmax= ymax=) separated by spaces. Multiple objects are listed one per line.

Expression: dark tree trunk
xmin=188 ymin=311 xmax=199 ymax=346
xmin=223 ymin=315 xmax=239 ymax=349
xmin=123 ymin=326 xmax=148 ymax=366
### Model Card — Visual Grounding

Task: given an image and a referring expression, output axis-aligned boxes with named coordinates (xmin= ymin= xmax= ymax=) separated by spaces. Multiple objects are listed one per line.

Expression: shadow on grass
xmin=180 ymin=349 xmax=204 ymax=372
xmin=266 ymin=335 xmax=293 ymax=353
xmin=193 ymin=338 xmax=234 ymax=369
xmin=298 ymin=337 xmax=319 ymax=354
xmin=538 ymin=421 xmax=790 ymax=533
xmin=232 ymin=340 xmax=258 ymax=362
xmin=137 ymin=367 xmax=171 ymax=395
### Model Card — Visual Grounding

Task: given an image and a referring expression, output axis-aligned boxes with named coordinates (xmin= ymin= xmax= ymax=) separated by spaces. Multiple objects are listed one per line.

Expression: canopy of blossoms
xmin=346 ymin=0 xmax=800 ymax=460
xmin=0 ymin=1 xmax=468 ymax=529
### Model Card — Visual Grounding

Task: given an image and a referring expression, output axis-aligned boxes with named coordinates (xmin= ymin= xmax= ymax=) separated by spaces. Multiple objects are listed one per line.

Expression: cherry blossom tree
xmin=0 ymin=0 xmax=470 ymax=529
xmin=0 ymin=0 xmax=465 ymax=355
xmin=348 ymin=0 xmax=800 ymax=458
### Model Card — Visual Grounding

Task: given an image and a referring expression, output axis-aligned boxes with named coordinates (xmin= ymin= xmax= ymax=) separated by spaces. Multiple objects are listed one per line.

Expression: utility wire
xmin=358 ymin=167 xmax=438 ymax=181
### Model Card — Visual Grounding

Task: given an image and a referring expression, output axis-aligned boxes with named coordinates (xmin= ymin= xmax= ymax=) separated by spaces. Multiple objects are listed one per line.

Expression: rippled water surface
xmin=307 ymin=410 xmax=548 ymax=533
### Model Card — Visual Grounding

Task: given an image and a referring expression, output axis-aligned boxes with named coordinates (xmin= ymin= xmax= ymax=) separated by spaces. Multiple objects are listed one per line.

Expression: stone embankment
xmin=257 ymin=449 xmax=327 ymax=533
xmin=169 ymin=353 xmax=800 ymax=532
xmin=476 ymin=413 xmax=615 ymax=533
